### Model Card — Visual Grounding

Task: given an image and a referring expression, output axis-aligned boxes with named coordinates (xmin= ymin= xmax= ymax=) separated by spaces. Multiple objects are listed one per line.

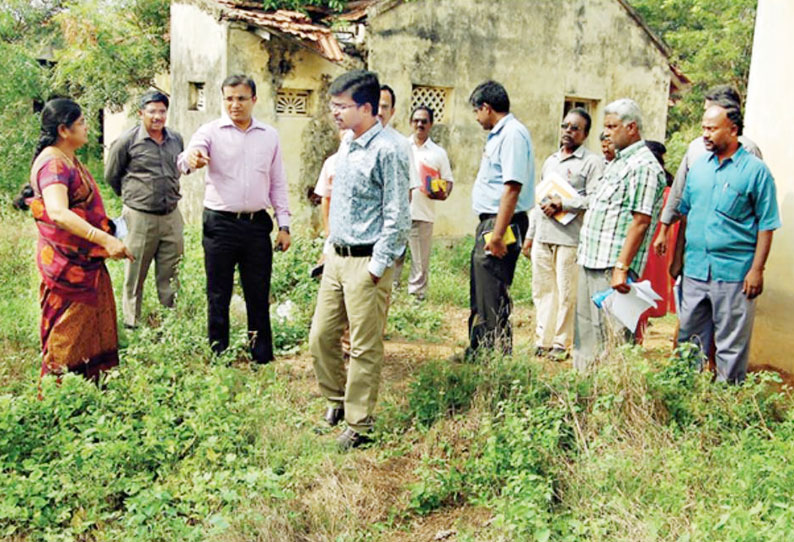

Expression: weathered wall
xmin=368 ymin=0 xmax=670 ymax=235
xmin=744 ymin=0 xmax=794 ymax=376
xmin=225 ymin=27 xmax=345 ymax=226
xmin=170 ymin=1 xmax=229 ymax=222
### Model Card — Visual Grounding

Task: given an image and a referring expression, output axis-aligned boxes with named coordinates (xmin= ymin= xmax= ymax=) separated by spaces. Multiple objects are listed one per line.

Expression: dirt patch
xmin=384 ymin=505 xmax=493 ymax=542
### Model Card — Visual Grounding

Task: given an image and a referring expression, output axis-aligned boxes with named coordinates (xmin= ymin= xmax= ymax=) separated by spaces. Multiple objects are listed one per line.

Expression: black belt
xmin=333 ymin=244 xmax=374 ymax=257
xmin=478 ymin=210 xmax=527 ymax=222
xmin=127 ymin=205 xmax=177 ymax=216
xmin=207 ymin=208 xmax=269 ymax=222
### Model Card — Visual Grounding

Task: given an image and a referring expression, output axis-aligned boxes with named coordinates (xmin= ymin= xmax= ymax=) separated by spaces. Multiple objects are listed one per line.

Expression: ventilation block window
xmin=276 ymin=89 xmax=311 ymax=116
xmin=411 ymin=85 xmax=452 ymax=123
xmin=188 ymin=82 xmax=205 ymax=111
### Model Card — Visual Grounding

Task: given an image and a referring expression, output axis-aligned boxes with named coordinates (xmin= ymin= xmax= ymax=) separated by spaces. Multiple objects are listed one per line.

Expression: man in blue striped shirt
xmin=309 ymin=70 xmax=411 ymax=450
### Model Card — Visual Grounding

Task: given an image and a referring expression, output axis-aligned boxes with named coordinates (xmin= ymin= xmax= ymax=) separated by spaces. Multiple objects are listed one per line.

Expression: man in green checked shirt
xmin=574 ymin=98 xmax=666 ymax=371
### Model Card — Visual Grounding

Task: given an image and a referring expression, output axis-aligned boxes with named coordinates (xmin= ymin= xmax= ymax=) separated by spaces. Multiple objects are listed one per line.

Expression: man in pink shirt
xmin=178 ymin=74 xmax=291 ymax=364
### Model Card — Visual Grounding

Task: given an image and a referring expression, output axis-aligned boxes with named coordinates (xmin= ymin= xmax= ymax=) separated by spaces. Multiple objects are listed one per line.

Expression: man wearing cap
xmin=105 ymin=90 xmax=185 ymax=328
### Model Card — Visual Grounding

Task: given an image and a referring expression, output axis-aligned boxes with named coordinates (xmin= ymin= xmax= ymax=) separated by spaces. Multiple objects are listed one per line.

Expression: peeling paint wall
xmin=170 ymin=1 xmax=229 ymax=222
xmin=744 ymin=0 xmax=794 ymax=376
xmin=368 ymin=0 xmax=671 ymax=235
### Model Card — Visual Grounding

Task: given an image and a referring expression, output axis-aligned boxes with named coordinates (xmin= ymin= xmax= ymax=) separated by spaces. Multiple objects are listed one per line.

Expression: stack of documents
xmin=535 ymin=171 xmax=579 ymax=226
xmin=597 ymin=280 xmax=663 ymax=333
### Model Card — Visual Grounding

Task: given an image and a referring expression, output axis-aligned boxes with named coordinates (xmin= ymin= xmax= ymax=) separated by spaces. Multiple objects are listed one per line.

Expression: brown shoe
xmin=324 ymin=406 xmax=345 ymax=427
xmin=336 ymin=427 xmax=373 ymax=451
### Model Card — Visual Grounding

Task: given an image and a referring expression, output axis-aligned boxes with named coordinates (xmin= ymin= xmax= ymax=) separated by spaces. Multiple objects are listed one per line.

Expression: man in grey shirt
xmin=105 ymin=90 xmax=185 ymax=328
xmin=522 ymin=108 xmax=603 ymax=360
xmin=653 ymin=85 xmax=762 ymax=259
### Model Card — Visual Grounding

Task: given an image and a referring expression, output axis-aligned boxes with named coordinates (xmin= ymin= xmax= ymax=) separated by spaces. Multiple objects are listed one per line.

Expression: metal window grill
xmin=276 ymin=89 xmax=310 ymax=116
xmin=411 ymin=86 xmax=450 ymax=122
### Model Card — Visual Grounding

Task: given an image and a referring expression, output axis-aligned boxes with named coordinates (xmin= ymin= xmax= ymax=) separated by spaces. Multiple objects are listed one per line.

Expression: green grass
xmin=2 ymin=207 xmax=794 ymax=542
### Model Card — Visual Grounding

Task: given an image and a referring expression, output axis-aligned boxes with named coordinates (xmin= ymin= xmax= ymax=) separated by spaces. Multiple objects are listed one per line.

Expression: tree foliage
xmin=629 ymin=0 xmax=758 ymax=162
xmin=0 ymin=0 xmax=170 ymax=194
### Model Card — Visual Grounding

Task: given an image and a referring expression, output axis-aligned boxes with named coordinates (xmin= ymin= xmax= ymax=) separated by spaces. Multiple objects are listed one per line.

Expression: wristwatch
xmin=279 ymin=226 xmax=290 ymax=234
xmin=614 ymin=261 xmax=629 ymax=271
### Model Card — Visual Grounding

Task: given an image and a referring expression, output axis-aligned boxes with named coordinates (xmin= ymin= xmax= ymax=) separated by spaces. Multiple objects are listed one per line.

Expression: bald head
xmin=702 ymin=104 xmax=739 ymax=158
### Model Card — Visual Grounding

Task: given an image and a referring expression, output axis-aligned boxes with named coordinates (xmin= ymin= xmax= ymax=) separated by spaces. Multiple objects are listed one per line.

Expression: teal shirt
xmin=679 ymin=146 xmax=781 ymax=282
xmin=471 ymin=113 xmax=535 ymax=214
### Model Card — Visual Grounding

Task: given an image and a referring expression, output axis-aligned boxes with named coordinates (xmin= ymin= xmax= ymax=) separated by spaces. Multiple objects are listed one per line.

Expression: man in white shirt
xmin=405 ymin=105 xmax=454 ymax=299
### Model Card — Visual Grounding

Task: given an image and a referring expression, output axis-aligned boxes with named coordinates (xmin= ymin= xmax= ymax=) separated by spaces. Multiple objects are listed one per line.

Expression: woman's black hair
xmin=32 ymin=98 xmax=83 ymax=163
xmin=13 ymin=98 xmax=82 ymax=211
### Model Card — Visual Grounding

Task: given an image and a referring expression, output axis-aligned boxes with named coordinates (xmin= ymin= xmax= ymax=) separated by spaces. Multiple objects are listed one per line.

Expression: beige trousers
xmin=309 ymin=251 xmax=393 ymax=433
xmin=531 ymin=242 xmax=578 ymax=350
xmin=122 ymin=206 xmax=183 ymax=327
xmin=407 ymin=220 xmax=434 ymax=298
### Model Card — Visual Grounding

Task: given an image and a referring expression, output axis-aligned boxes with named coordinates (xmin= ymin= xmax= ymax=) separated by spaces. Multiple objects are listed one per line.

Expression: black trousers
xmin=467 ymin=211 xmax=529 ymax=356
xmin=202 ymin=209 xmax=274 ymax=363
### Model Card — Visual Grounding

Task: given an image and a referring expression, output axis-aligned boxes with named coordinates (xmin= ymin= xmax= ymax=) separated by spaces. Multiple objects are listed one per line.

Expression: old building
xmin=167 ymin=0 xmax=681 ymax=232
xmin=367 ymin=0 xmax=678 ymax=234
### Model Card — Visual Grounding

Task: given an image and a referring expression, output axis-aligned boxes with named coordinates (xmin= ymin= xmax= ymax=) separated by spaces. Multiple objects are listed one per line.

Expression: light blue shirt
xmin=328 ymin=121 xmax=411 ymax=277
xmin=471 ymin=113 xmax=535 ymax=214
xmin=679 ymin=146 xmax=781 ymax=282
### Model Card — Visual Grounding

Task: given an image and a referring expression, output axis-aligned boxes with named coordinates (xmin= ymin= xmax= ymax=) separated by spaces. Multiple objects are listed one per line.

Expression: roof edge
xmin=615 ymin=0 xmax=671 ymax=59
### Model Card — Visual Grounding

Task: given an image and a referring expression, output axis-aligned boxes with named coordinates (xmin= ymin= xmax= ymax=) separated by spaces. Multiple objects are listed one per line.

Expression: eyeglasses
xmin=560 ymin=122 xmax=583 ymax=132
xmin=328 ymin=101 xmax=359 ymax=112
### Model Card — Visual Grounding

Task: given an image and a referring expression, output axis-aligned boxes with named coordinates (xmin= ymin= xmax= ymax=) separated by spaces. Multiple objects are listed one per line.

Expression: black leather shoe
xmin=336 ymin=427 xmax=373 ymax=451
xmin=324 ymin=406 xmax=344 ymax=427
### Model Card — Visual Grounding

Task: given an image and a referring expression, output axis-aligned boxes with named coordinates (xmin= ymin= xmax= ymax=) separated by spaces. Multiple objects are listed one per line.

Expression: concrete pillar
xmin=744 ymin=0 xmax=794 ymax=376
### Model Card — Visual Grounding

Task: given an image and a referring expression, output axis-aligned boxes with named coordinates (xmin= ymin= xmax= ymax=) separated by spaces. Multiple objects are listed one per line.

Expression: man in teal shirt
xmin=678 ymin=102 xmax=780 ymax=383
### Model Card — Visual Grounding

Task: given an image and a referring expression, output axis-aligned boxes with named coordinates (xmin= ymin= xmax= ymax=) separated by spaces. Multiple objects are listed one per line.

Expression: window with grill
xmin=188 ymin=82 xmax=205 ymax=111
xmin=411 ymin=85 xmax=452 ymax=123
xmin=276 ymin=89 xmax=311 ymax=116
xmin=563 ymin=97 xmax=597 ymax=118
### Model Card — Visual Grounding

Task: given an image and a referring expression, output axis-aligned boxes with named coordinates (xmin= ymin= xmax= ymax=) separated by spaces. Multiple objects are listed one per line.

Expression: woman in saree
xmin=22 ymin=98 xmax=133 ymax=382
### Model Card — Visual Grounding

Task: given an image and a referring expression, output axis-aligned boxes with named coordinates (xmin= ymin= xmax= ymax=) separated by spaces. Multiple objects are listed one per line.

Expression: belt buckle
xmin=337 ymin=244 xmax=351 ymax=257
xmin=235 ymin=211 xmax=255 ymax=220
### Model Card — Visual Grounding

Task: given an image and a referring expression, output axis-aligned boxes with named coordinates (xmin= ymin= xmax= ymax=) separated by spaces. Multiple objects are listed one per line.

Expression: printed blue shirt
xmin=679 ymin=146 xmax=781 ymax=282
xmin=328 ymin=121 xmax=411 ymax=277
xmin=471 ymin=113 xmax=535 ymax=214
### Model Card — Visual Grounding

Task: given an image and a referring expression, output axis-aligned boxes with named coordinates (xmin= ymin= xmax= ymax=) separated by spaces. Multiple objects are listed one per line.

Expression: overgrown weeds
xmin=2 ymin=206 xmax=793 ymax=541
xmin=401 ymin=346 xmax=794 ymax=541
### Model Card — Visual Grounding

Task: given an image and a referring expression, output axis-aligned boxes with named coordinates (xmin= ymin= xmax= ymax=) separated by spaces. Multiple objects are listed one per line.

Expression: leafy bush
xmin=406 ymin=361 xmax=480 ymax=430
xmin=0 ymin=361 xmax=292 ymax=541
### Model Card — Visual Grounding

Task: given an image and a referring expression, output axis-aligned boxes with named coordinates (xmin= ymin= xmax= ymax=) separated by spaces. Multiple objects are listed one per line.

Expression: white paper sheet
xmin=601 ymin=280 xmax=663 ymax=333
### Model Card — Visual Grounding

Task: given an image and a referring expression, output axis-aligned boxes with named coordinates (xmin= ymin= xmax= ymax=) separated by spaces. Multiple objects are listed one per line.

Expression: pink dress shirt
xmin=178 ymin=116 xmax=291 ymax=227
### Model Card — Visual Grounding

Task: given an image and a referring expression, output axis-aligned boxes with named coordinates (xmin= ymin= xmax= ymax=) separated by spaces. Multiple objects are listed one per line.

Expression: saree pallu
xmin=28 ymin=148 xmax=119 ymax=382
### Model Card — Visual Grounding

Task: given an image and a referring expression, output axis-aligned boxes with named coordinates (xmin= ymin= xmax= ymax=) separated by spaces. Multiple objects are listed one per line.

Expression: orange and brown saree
xmin=28 ymin=148 xmax=119 ymax=381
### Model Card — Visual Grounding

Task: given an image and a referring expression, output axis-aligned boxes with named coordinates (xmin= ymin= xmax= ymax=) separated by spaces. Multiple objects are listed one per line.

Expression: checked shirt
xmin=577 ymin=140 xmax=665 ymax=275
